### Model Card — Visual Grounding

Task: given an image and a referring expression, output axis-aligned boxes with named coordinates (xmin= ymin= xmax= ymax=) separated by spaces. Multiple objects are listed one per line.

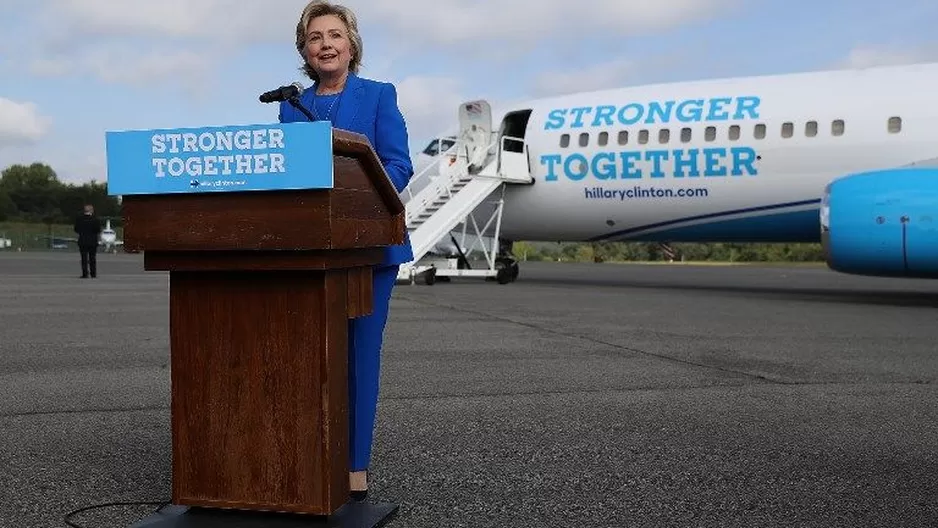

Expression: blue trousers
xmin=347 ymin=264 xmax=399 ymax=471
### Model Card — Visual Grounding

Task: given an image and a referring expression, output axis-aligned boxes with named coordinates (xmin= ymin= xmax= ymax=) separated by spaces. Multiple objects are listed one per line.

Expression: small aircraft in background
xmin=98 ymin=219 xmax=122 ymax=252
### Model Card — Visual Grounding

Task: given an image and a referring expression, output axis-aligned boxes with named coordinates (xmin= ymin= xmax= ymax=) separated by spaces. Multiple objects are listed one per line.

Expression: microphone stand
xmin=287 ymin=96 xmax=316 ymax=122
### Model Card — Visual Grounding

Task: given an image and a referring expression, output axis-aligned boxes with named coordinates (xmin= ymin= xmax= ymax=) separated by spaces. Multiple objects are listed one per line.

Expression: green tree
xmin=0 ymin=163 xmax=63 ymax=222
xmin=511 ymin=241 xmax=537 ymax=261
xmin=0 ymin=163 xmax=122 ymax=224
xmin=0 ymin=189 xmax=16 ymax=221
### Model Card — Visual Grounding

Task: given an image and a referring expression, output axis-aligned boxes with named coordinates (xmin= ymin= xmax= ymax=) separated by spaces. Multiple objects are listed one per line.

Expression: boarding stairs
xmin=397 ymin=107 xmax=533 ymax=284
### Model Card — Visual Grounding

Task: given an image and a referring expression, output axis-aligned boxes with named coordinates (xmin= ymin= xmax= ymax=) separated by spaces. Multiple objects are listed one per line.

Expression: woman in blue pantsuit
xmin=279 ymin=0 xmax=414 ymax=501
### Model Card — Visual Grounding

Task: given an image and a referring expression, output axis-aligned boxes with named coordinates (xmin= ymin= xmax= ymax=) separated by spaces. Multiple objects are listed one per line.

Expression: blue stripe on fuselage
xmin=589 ymin=199 xmax=822 ymax=242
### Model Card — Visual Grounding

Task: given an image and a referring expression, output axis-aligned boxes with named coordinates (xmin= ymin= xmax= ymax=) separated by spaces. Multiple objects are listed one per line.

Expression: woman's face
xmin=305 ymin=14 xmax=352 ymax=79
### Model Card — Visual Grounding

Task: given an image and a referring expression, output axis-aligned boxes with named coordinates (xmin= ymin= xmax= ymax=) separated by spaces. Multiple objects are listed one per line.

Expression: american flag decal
xmin=464 ymin=102 xmax=482 ymax=115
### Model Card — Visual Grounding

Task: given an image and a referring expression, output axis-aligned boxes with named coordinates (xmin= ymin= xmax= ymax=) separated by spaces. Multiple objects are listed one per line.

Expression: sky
xmin=1 ymin=0 xmax=937 ymax=185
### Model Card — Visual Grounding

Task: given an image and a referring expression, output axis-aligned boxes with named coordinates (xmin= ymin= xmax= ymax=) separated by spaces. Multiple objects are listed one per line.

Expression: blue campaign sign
xmin=105 ymin=121 xmax=334 ymax=195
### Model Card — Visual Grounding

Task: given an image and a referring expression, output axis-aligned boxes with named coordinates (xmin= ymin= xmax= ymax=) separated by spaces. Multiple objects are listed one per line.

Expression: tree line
xmin=510 ymin=241 xmax=824 ymax=263
xmin=0 ymin=163 xmax=122 ymax=224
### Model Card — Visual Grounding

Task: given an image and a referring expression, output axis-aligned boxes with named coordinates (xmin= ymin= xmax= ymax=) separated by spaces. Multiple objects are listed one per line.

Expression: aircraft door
xmin=497 ymin=109 xmax=533 ymax=183
xmin=498 ymin=109 xmax=531 ymax=153
xmin=458 ymin=100 xmax=493 ymax=171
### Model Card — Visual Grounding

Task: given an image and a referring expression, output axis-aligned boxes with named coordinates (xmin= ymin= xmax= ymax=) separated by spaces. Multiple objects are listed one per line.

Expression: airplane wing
xmin=36 ymin=235 xmax=78 ymax=243
xmin=35 ymin=235 xmax=123 ymax=248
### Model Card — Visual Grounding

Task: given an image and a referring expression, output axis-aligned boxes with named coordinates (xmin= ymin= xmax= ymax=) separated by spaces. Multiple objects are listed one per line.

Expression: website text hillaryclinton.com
xmin=583 ymin=186 xmax=709 ymax=200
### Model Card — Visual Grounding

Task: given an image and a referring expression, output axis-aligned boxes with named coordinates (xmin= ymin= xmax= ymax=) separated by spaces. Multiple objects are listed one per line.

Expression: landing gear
xmin=421 ymin=266 xmax=437 ymax=285
xmin=492 ymin=256 xmax=519 ymax=284
xmin=488 ymin=238 xmax=519 ymax=284
xmin=498 ymin=238 xmax=520 ymax=283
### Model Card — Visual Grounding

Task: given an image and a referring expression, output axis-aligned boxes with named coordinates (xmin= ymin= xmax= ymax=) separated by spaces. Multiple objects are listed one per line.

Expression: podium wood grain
xmin=119 ymin=129 xmax=403 ymax=516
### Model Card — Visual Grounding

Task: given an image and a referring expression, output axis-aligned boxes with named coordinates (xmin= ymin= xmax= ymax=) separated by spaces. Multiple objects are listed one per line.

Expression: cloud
xmin=36 ymin=0 xmax=296 ymax=45
xmin=391 ymin=77 xmax=540 ymax=144
xmin=393 ymin=76 xmax=467 ymax=142
xmin=13 ymin=0 xmax=732 ymax=81
xmin=36 ymin=0 xmax=731 ymax=46
xmin=5 ymin=0 xmax=732 ymax=121
xmin=0 ymin=98 xmax=51 ymax=147
xmin=29 ymin=48 xmax=213 ymax=91
xmin=840 ymin=45 xmax=938 ymax=69
xmin=59 ymin=153 xmax=107 ymax=184
xmin=365 ymin=0 xmax=733 ymax=48
xmin=532 ymin=59 xmax=637 ymax=97
xmin=0 ymin=134 xmax=108 ymax=184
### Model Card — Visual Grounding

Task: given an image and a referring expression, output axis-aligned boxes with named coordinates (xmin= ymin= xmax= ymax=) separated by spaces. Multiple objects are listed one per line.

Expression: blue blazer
xmin=278 ymin=72 xmax=414 ymax=267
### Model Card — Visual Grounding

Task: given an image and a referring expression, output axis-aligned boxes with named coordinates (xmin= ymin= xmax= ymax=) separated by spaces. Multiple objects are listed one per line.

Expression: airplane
xmin=400 ymin=61 xmax=938 ymax=283
xmin=98 ymin=219 xmax=123 ymax=252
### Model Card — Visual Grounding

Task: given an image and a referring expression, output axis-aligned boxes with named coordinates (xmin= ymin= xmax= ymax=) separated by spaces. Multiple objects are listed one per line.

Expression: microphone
xmin=259 ymin=82 xmax=304 ymax=103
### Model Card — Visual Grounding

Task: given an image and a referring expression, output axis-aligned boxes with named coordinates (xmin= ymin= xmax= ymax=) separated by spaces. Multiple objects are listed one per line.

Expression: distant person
xmin=279 ymin=1 xmax=414 ymax=501
xmin=73 ymin=204 xmax=101 ymax=278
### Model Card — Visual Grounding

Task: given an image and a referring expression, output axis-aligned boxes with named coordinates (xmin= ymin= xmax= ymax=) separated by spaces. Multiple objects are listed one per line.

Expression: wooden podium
xmin=106 ymin=123 xmax=404 ymax=526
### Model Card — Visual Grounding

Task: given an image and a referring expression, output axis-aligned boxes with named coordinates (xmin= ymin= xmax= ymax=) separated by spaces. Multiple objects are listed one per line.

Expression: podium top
xmin=105 ymin=121 xmax=400 ymax=215
xmin=115 ymin=123 xmax=406 ymax=254
xmin=331 ymin=128 xmax=404 ymax=218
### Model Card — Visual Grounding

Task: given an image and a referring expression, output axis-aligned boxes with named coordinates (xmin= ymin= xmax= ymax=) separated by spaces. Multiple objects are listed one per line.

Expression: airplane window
xmin=754 ymin=124 xmax=766 ymax=139
xmin=681 ymin=127 xmax=691 ymax=142
xmin=805 ymin=121 xmax=817 ymax=137
xmin=421 ymin=142 xmax=438 ymax=155
xmin=888 ymin=116 xmax=902 ymax=133
xmin=578 ymin=133 xmax=589 ymax=147
xmin=560 ymin=134 xmax=570 ymax=147
xmin=658 ymin=129 xmax=670 ymax=144
xmin=422 ymin=138 xmax=456 ymax=155
xmin=782 ymin=122 xmax=793 ymax=138
xmin=705 ymin=126 xmax=715 ymax=141
xmin=639 ymin=130 xmax=649 ymax=144
xmin=832 ymin=119 xmax=845 ymax=136
xmin=729 ymin=125 xmax=740 ymax=140
xmin=598 ymin=131 xmax=608 ymax=146
xmin=617 ymin=130 xmax=628 ymax=145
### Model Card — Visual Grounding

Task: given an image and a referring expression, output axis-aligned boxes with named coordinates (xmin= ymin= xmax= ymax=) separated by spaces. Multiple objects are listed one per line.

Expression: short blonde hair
xmin=295 ymin=1 xmax=363 ymax=82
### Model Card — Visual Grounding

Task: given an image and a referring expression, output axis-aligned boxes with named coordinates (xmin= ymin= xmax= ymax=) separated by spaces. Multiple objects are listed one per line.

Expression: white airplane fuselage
xmin=408 ymin=62 xmax=938 ymax=278
xmin=488 ymin=63 xmax=937 ymax=245
xmin=99 ymin=219 xmax=122 ymax=252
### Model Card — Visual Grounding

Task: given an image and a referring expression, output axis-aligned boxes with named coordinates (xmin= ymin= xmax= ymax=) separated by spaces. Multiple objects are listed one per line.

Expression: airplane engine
xmin=822 ymin=168 xmax=938 ymax=278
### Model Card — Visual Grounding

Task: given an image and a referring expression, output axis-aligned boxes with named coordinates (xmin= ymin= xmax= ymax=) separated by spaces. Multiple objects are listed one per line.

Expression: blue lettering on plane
xmin=544 ymin=96 xmax=762 ymax=130
xmin=540 ymin=148 xmax=759 ymax=181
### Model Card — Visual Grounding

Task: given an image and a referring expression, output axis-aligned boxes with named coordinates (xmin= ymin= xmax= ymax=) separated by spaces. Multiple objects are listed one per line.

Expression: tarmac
xmin=1 ymin=252 xmax=936 ymax=528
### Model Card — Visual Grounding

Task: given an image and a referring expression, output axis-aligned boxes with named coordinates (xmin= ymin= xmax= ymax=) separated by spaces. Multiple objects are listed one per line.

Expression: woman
xmin=278 ymin=0 xmax=414 ymax=501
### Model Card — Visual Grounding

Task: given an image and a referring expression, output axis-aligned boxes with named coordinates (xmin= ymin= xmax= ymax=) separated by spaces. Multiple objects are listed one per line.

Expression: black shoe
xmin=350 ymin=489 xmax=368 ymax=502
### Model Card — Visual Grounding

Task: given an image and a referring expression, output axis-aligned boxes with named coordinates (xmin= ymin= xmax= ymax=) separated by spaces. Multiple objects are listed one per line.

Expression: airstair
xmin=397 ymin=100 xmax=533 ymax=285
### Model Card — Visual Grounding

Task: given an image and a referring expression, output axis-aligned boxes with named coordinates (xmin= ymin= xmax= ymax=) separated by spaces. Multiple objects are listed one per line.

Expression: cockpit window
xmin=422 ymin=138 xmax=456 ymax=156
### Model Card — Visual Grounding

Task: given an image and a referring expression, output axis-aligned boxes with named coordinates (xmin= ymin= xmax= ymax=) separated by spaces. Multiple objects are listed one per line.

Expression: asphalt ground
xmin=1 ymin=252 xmax=936 ymax=527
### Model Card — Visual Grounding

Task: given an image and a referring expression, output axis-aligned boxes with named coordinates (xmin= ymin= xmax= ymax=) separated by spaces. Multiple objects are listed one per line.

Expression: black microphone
xmin=259 ymin=82 xmax=304 ymax=103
